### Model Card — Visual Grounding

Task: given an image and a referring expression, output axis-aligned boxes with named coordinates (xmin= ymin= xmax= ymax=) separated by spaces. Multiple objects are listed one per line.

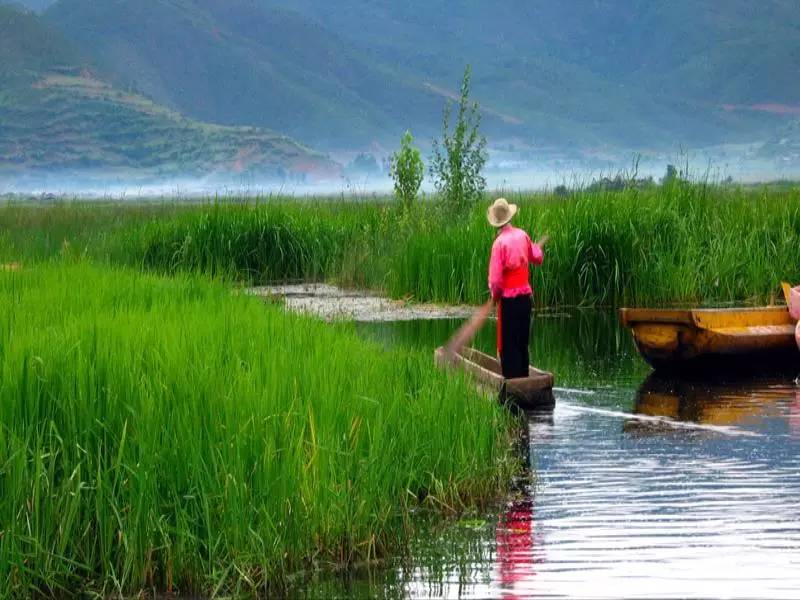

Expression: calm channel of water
xmin=297 ymin=310 xmax=800 ymax=598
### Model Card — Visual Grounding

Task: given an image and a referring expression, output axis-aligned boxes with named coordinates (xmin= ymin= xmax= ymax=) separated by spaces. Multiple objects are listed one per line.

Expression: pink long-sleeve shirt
xmin=488 ymin=225 xmax=544 ymax=300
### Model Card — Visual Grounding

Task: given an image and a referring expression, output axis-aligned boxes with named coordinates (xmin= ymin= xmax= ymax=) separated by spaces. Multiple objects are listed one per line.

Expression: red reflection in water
xmin=495 ymin=500 xmax=539 ymax=599
xmin=790 ymin=389 xmax=800 ymax=438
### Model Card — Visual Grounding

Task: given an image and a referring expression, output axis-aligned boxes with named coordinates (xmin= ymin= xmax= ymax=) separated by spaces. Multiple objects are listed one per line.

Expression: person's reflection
xmin=496 ymin=499 xmax=537 ymax=599
xmin=790 ymin=388 xmax=800 ymax=438
xmin=494 ymin=414 xmax=545 ymax=599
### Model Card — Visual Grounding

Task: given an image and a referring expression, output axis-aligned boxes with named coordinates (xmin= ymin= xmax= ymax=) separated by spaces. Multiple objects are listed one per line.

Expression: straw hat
xmin=486 ymin=197 xmax=517 ymax=228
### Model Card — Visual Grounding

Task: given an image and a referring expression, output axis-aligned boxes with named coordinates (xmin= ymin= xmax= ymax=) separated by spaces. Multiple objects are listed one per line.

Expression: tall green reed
xmin=0 ymin=201 xmax=183 ymax=264
xmin=387 ymin=183 xmax=800 ymax=306
xmin=0 ymin=263 xmax=516 ymax=596
xmin=135 ymin=201 xmax=390 ymax=284
xmin=4 ymin=184 xmax=800 ymax=307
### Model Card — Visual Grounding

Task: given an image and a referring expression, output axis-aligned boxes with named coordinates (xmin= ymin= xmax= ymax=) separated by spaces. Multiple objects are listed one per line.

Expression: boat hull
xmin=434 ymin=346 xmax=555 ymax=411
xmin=619 ymin=306 xmax=799 ymax=371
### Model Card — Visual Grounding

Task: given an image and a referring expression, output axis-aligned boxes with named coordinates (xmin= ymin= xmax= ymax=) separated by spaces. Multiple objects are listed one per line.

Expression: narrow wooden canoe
xmin=619 ymin=306 xmax=799 ymax=370
xmin=434 ymin=346 xmax=555 ymax=411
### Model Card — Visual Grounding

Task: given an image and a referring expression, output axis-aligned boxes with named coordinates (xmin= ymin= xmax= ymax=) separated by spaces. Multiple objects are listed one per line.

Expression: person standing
xmin=487 ymin=198 xmax=548 ymax=378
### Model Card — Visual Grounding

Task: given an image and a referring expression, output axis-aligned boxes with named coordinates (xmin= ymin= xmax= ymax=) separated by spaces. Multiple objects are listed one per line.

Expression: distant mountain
xmin=5 ymin=0 xmax=54 ymax=11
xmin=759 ymin=119 xmax=800 ymax=164
xmin=44 ymin=0 xmax=474 ymax=150
xmin=42 ymin=0 xmax=800 ymax=153
xmin=0 ymin=4 xmax=337 ymax=178
xmin=271 ymin=0 xmax=800 ymax=147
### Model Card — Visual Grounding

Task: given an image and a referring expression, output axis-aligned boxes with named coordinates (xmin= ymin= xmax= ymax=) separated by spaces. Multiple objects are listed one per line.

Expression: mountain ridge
xmin=0 ymin=3 xmax=338 ymax=179
xmin=7 ymin=0 xmax=800 ymax=157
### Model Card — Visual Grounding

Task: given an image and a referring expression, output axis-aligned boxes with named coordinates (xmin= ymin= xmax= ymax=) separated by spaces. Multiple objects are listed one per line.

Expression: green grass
xmin=5 ymin=186 xmax=796 ymax=594
xmin=7 ymin=182 xmax=798 ymax=308
xmin=135 ymin=200 xmax=393 ymax=286
xmin=387 ymin=182 xmax=800 ymax=307
xmin=0 ymin=262 xmax=517 ymax=596
xmin=0 ymin=201 xmax=183 ymax=264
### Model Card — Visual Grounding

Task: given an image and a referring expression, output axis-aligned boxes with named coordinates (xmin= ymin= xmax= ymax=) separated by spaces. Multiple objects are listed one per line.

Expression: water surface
xmin=300 ymin=310 xmax=800 ymax=598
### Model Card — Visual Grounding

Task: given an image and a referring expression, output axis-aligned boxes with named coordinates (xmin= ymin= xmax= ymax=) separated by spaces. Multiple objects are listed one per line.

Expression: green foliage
xmin=390 ymin=130 xmax=424 ymax=212
xmin=4 ymin=183 xmax=800 ymax=309
xmin=135 ymin=201 xmax=390 ymax=284
xmin=0 ymin=262 xmax=516 ymax=595
xmin=430 ymin=65 xmax=487 ymax=213
xmin=387 ymin=184 xmax=800 ymax=306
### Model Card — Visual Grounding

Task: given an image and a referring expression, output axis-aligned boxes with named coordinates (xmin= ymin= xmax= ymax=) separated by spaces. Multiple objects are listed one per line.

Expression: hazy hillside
xmin=0 ymin=4 xmax=337 ymax=178
xmin=274 ymin=0 xmax=800 ymax=146
xmin=281 ymin=0 xmax=800 ymax=108
xmin=42 ymin=0 xmax=800 ymax=153
xmin=45 ymin=0 xmax=491 ymax=150
xmin=6 ymin=0 xmax=54 ymax=10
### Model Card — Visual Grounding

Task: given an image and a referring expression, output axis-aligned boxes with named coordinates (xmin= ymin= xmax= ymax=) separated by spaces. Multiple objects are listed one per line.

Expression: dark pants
xmin=499 ymin=294 xmax=532 ymax=378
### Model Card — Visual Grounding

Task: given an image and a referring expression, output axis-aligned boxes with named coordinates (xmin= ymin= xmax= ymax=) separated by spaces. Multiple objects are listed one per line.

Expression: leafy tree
xmin=662 ymin=164 xmax=678 ymax=184
xmin=553 ymin=184 xmax=570 ymax=197
xmin=390 ymin=130 xmax=424 ymax=212
xmin=430 ymin=65 xmax=487 ymax=212
xmin=346 ymin=152 xmax=381 ymax=175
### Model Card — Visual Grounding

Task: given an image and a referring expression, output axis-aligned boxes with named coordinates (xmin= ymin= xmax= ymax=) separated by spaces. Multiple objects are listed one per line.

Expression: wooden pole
xmin=443 ymin=299 xmax=495 ymax=360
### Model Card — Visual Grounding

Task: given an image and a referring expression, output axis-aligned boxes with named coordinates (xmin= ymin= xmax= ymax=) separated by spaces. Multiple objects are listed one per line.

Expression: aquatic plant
xmin=387 ymin=183 xmax=800 ymax=306
xmin=0 ymin=263 xmax=516 ymax=596
xmin=3 ymin=182 xmax=800 ymax=307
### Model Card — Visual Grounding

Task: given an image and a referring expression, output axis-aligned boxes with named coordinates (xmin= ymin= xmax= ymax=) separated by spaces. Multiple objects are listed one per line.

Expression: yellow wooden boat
xmin=618 ymin=306 xmax=798 ymax=370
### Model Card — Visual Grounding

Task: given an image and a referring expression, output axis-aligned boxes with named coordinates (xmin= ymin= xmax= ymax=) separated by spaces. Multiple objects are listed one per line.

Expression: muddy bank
xmin=247 ymin=283 xmax=476 ymax=322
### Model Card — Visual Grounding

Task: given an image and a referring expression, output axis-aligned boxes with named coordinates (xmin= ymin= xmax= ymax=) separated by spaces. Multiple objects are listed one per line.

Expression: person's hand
xmin=536 ymin=234 xmax=550 ymax=247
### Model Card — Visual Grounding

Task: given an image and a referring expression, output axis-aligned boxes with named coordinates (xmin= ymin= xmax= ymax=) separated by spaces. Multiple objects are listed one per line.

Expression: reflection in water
xmin=495 ymin=499 xmax=537 ymax=600
xmin=296 ymin=313 xmax=800 ymax=599
xmin=631 ymin=372 xmax=793 ymax=433
xmin=524 ymin=403 xmax=799 ymax=598
xmin=792 ymin=390 xmax=800 ymax=437
xmin=356 ymin=308 xmax=649 ymax=390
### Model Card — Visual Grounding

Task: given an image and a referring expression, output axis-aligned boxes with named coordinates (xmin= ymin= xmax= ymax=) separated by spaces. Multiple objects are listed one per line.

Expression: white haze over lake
xmin=2 ymin=149 xmax=798 ymax=201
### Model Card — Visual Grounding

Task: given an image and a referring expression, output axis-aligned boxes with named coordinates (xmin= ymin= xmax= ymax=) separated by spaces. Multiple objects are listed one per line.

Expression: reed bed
xmin=0 ymin=201 xmax=181 ymax=264
xmin=4 ymin=183 xmax=800 ymax=308
xmin=0 ymin=262 xmax=516 ymax=597
xmin=135 ymin=201 xmax=392 ymax=287
xmin=387 ymin=183 xmax=800 ymax=306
